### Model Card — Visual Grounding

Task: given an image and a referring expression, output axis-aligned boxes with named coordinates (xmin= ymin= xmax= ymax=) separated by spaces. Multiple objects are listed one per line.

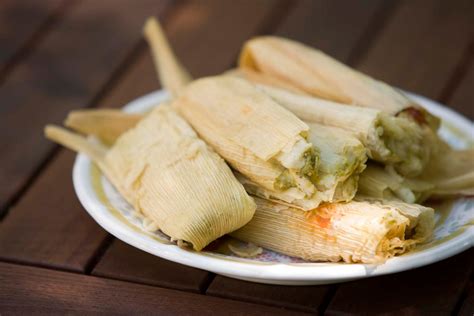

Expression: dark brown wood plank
xmin=164 ymin=0 xmax=286 ymax=78
xmin=356 ymin=0 xmax=474 ymax=101
xmin=0 ymin=262 xmax=306 ymax=315
xmin=93 ymin=240 xmax=210 ymax=293
xmin=99 ymin=0 xmax=288 ymax=112
xmin=207 ymin=277 xmax=331 ymax=313
xmin=447 ymin=56 xmax=474 ymax=120
xmin=274 ymin=0 xmax=389 ymax=63
xmin=0 ymin=0 xmax=171 ymax=215
xmin=0 ymin=0 xmax=65 ymax=68
xmin=0 ymin=150 xmax=108 ymax=272
xmin=326 ymin=250 xmax=474 ymax=315
xmin=459 ymin=282 xmax=474 ymax=316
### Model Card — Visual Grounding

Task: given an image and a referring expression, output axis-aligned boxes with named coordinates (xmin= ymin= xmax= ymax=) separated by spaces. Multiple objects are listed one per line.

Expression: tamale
xmin=239 ymin=36 xmax=440 ymax=129
xmin=172 ymin=75 xmax=327 ymax=210
xmin=256 ymin=84 xmax=431 ymax=177
xmin=232 ymin=196 xmax=434 ymax=264
xmin=45 ymin=105 xmax=256 ymax=251
xmin=418 ymin=144 xmax=474 ymax=198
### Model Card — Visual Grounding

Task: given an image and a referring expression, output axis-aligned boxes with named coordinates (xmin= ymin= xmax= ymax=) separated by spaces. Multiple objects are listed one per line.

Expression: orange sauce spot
xmin=304 ymin=203 xmax=335 ymax=228
xmin=241 ymin=105 xmax=252 ymax=115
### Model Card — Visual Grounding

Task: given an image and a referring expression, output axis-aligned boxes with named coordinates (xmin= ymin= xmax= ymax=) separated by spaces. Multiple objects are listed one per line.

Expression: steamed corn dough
xmin=46 ymin=105 xmax=256 ymax=251
xmin=256 ymin=85 xmax=431 ymax=177
xmin=232 ymin=197 xmax=434 ymax=263
xmin=172 ymin=76 xmax=327 ymax=210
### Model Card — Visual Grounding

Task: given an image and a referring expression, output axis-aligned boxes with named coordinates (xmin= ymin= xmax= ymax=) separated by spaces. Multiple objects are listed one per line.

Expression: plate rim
xmin=72 ymin=89 xmax=474 ymax=285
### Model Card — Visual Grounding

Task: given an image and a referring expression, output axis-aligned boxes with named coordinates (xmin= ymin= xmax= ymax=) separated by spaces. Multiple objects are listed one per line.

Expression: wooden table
xmin=0 ymin=0 xmax=473 ymax=314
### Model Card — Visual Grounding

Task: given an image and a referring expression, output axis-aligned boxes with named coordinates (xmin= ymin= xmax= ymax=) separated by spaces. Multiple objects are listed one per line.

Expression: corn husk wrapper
xmin=232 ymin=196 xmax=434 ymax=263
xmin=239 ymin=36 xmax=440 ymax=129
xmin=419 ymin=144 xmax=474 ymax=198
xmin=45 ymin=105 xmax=256 ymax=251
xmin=65 ymin=109 xmax=142 ymax=145
xmin=173 ymin=76 xmax=329 ymax=210
xmin=143 ymin=17 xmax=191 ymax=97
xmin=256 ymin=85 xmax=432 ymax=177
xmin=358 ymin=164 xmax=434 ymax=204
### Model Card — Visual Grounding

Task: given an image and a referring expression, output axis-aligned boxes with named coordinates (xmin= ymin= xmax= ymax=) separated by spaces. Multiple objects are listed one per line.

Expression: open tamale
xmin=254 ymin=84 xmax=432 ymax=177
xmin=232 ymin=196 xmax=434 ymax=264
xmin=238 ymin=36 xmax=440 ymax=129
xmin=45 ymin=105 xmax=256 ymax=251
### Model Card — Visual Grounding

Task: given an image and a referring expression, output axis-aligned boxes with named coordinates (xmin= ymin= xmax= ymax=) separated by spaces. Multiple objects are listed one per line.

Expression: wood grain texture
xmin=0 ymin=0 xmax=170 ymax=214
xmin=274 ymin=0 xmax=388 ymax=63
xmin=0 ymin=150 xmax=108 ymax=272
xmin=163 ymin=0 xmax=285 ymax=77
xmin=93 ymin=240 xmax=210 ymax=293
xmin=0 ymin=262 xmax=306 ymax=315
xmin=97 ymin=0 xmax=287 ymax=112
xmin=459 ymin=282 xmax=474 ymax=316
xmin=207 ymin=277 xmax=331 ymax=313
xmin=326 ymin=249 xmax=474 ymax=315
xmin=356 ymin=0 xmax=474 ymax=101
xmin=447 ymin=56 xmax=474 ymax=119
xmin=0 ymin=0 xmax=65 ymax=68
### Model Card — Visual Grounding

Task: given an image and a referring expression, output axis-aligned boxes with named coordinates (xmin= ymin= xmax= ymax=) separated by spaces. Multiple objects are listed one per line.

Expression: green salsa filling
xmin=274 ymin=170 xmax=296 ymax=191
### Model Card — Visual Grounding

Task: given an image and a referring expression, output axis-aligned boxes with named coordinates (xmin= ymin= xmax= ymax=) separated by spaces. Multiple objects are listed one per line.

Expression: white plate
xmin=73 ymin=90 xmax=474 ymax=285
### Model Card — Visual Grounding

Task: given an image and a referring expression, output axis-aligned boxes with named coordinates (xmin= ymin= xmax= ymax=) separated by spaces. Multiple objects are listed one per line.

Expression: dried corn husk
xmin=232 ymin=196 xmax=434 ymax=263
xmin=65 ymin=109 xmax=142 ymax=145
xmin=173 ymin=75 xmax=327 ymax=210
xmin=239 ymin=36 xmax=440 ymax=129
xmin=45 ymin=105 xmax=256 ymax=251
xmin=358 ymin=164 xmax=434 ymax=204
xmin=256 ymin=85 xmax=433 ymax=177
xmin=143 ymin=17 xmax=191 ymax=97
xmin=419 ymin=144 xmax=474 ymax=198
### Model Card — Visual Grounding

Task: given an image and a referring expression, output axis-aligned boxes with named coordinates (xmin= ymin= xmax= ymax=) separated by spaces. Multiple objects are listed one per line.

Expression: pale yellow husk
xmin=419 ymin=144 xmax=474 ymax=198
xmin=232 ymin=196 xmax=434 ymax=264
xmin=45 ymin=105 xmax=256 ymax=251
xmin=239 ymin=36 xmax=433 ymax=117
xmin=255 ymin=84 xmax=432 ymax=177
xmin=173 ymin=75 xmax=328 ymax=210
xmin=358 ymin=164 xmax=434 ymax=204
xmin=65 ymin=109 xmax=142 ymax=145
xmin=143 ymin=17 xmax=191 ymax=97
